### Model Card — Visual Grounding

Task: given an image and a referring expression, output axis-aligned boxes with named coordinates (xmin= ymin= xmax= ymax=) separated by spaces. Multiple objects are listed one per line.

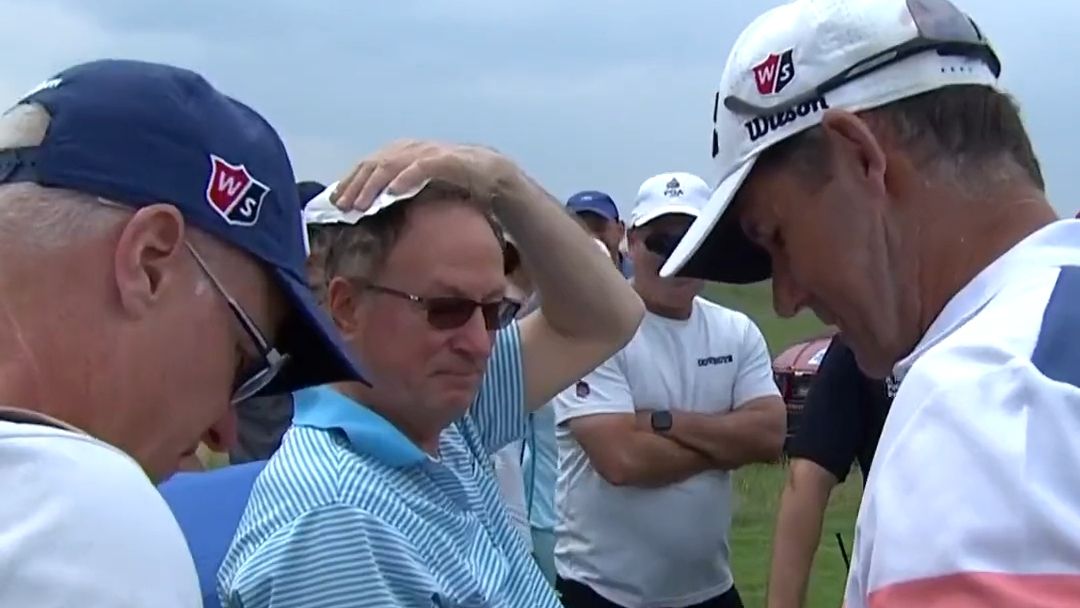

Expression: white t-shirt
xmin=0 ymin=419 xmax=201 ymax=607
xmin=492 ymin=439 xmax=534 ymax=551
xmin=553 ymin=297 xmax=780 ymax=608
xmin=845 ymin=220 xmax=1080 ymax=607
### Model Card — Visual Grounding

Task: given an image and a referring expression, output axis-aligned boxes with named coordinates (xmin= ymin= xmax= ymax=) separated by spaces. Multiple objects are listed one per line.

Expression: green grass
xmin=730 ymin=463 xmax=862 ymax=608
xmin=702 ymin=281 xmax=826 ymax=354
xmin=705 ymin=281 xmax=857 ymax=607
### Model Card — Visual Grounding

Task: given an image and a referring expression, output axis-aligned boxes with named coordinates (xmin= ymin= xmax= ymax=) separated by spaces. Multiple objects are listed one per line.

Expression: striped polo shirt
xmin=218 ymin=323 xmax=560 ymax=607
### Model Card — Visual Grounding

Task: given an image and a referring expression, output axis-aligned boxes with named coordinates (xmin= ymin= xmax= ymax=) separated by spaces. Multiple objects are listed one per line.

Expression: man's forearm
xmin=766 ymin=462 xmax=836 ymax=608
xmin=666 ymin=402 xmax=785 ymax=469
xmin=600 ymin=432 xmax=712 ymax=488
xmin=492 ymin=176 xmax=642 ymax=344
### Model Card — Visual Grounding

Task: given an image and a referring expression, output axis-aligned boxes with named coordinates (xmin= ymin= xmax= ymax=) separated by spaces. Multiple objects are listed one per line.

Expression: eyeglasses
xmin=185 ymin=242 xmax=289 ymax=404
xmin=503 ymin=242 xmax=521 ymax=276
xmin=722 ymin=0 xmax=1000 ymax=117
xmin=93 ymin=197 xmax=288 ymax=404
xmin=360 ymin=282 xmax=521 ymax=331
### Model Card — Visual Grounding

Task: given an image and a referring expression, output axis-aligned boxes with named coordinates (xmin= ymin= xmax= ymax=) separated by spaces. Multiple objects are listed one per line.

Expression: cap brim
xmin=659 ymin=157 xmax=770 ymax=284
xmin=257 ymin=268 xmax=369 ymax=396
xmin=571 ymin=207 xmax=618 ymax=222
xmin=630 ymin=204 xmax=701 ymax=228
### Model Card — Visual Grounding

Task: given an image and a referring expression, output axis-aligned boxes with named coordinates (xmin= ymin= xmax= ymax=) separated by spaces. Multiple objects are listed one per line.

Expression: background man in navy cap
xmin=0 ymin=60 xmax=364 ymax=607
xmin=228 ymin=179 xmax=330 ymax=465
xmin=566 ymin=190 xmax=633 ymax=277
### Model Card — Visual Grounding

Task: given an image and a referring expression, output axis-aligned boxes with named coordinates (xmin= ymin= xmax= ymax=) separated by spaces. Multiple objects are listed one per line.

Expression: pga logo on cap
xmin=752 ymin=48 xmax=795 ymax=96
xmin=206 ymin=154 xmax=270 ymax=226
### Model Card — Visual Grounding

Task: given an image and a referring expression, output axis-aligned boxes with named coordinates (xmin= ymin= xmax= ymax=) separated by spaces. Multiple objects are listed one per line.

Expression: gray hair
xmin=0 ymin=104 xmax=122 ymax=249
xmin=320 ymin=182 xmax=503 ymax=291
xmin=758 ymin=85 xmax=1044 ymax=198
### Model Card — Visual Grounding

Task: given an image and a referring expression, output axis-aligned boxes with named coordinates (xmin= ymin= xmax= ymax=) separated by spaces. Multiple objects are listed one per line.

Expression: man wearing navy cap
xmin=567 ymin=190 xmax=633 ymax=278
xmin=0 ymin=60 xmax=365 ymax=607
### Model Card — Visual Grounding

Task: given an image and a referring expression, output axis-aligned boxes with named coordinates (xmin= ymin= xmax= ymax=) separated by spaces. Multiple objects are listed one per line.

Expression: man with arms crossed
xmin=766 ymin=334 xmax=893 ymax=608
xmin=662 ymin=0 xmax=1080 ymax=605
xmin=554 ymin=172 xmax=786 ymax=608
xmin=219 ymin=140 xmax=644 ymax=607
xmin=0 ymin=60 xmax=365 ymax=606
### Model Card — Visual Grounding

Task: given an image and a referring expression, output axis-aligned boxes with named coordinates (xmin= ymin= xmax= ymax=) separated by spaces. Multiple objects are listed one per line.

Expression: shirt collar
xmin=291 ymin=386 xmax=427 ymax=467
xmin=895 ymin=219 xmax=1080 ymax=380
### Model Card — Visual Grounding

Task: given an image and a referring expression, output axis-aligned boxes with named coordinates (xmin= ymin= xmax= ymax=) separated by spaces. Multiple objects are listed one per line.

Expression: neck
xmin=914 ymin=185 xmax=1058 ymax=337
xmin=332 ymin=381 xmax=443 ymax=456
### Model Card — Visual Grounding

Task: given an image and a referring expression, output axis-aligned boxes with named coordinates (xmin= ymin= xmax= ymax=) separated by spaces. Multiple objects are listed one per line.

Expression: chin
xmin=433 ymin=380 xmax=483 ymax=411
xmin=848 ymin=340 xmax=899 ymax=380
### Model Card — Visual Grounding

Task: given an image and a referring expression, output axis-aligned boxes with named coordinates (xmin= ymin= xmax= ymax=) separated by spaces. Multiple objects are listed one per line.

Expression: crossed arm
xmin=659 ymin=396 xmax=787 ymax=469
xmin=567 ymin=396 xmax=786 ymax=488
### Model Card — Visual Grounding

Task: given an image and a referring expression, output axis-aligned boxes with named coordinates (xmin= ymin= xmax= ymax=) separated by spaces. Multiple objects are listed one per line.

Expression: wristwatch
xmin=650 ymin=410 xmax=673 ymax=433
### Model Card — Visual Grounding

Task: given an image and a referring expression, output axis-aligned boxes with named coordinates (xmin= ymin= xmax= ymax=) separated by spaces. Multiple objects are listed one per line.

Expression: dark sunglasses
xmin=362 ymin=283 xmax=521 ymax=331
xmin=721 ymin=0 xmax=999 ymax=118
xmin=504 ymin=242 xmax=521 ymax=276
xmin=643 ymin=231 xmax=686 ymax=260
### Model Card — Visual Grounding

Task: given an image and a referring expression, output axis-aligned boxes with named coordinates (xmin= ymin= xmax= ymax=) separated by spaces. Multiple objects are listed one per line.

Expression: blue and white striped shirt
xmin=218 ymin=323 xmax=560 ymax=607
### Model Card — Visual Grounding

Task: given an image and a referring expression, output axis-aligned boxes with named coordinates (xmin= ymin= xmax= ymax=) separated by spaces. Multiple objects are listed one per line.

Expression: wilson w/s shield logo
xmin=752 ymin=49 xmax=795 ymax=96
xmin=206 ymin=155 xmax=270 ymax=226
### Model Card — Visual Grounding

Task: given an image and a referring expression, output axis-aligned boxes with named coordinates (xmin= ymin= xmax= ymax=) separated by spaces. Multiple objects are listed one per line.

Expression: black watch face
xmin=651 ymin=410 xmax=673 ymax=431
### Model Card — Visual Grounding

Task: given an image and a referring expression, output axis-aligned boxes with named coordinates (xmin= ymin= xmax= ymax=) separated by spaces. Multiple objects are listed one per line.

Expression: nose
xmin=451 ymin=307 xmax=495 ymax=360
xmin=201 ymin=407 xmax=239 ymax=454
xmin=771 ymin=261 xmax=810 ymax=319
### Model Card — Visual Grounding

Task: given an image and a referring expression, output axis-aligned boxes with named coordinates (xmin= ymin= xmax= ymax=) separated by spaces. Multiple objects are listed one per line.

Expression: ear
xmin=112 ymin=204 xmax=187 ymax=319
xmin=326 ymin=276 xmax=364 ymax=338
xmin=820 ymin=109 xmax=888 ymax=198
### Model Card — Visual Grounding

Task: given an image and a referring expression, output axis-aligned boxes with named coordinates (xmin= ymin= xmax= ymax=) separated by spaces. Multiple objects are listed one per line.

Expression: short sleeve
xmin=733 ymin=318 xmax=782 ymax=407
xmin=786 ymin=337 xmax=863 ymax=482
xmin=0 ymin=425 xmax=201 ymax=607
xmin=552 ymin=353 xmax=633 ymax=425
xmin=223 ymin=505 xmax=436 ymax=608
xmin=470 ymin=321 xmax=528 ymax=455
xmin=848 ymin=362 xmax=1080 ymax=607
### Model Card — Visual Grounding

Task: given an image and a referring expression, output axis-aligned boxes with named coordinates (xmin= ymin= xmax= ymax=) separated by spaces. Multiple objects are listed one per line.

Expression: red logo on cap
xmin=752 ymin=49 xmax=795 ymax=96
xmin=206 ymin=155 xmax=270 ymax=227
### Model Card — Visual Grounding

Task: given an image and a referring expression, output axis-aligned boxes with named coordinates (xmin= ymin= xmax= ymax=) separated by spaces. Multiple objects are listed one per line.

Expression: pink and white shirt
xmin=846 ymin=220 xmax=1080 ymax=608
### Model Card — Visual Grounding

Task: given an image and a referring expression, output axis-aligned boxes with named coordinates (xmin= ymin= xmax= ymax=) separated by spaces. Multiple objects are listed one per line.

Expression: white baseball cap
xmin=629 ymin=172 xmax=711 ymax=228
xmin=660 ymin=0 xmax=1001 ymax=283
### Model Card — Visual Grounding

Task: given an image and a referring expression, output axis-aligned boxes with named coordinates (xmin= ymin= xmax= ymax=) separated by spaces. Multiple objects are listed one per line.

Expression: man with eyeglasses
xmin=659 ymin=1 xmax=1080 ymax=606
xmin=553 ymin=172 xmax=785 ymax=608
xmin=0 ymin=60 xmax=366 ymax=607
xmin=218 ymin=141 xmax=644 ymax=607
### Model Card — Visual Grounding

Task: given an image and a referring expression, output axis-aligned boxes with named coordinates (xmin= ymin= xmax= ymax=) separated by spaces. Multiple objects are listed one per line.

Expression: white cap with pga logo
xmin=629 ymin=172 xmax=711 ymax=228
xmin=660 ymin=0 xmax=1001 ymax=284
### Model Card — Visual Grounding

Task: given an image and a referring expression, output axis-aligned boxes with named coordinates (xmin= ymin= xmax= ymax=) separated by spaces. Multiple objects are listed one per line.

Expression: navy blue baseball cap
xmin=0 ymin=59 xmax=368 ymax=394
xmin=296 ymin=180 xmax=326 ymax=208
xmin=567 ymin=190 xmax=620 ymax=222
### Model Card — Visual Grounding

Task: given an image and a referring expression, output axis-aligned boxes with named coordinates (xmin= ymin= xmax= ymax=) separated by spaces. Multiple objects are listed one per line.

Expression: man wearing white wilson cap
xmin=554 ymin=172 xmax=785 ymax=608
xmin=659 ymin=1 xmax=1080 ymax=606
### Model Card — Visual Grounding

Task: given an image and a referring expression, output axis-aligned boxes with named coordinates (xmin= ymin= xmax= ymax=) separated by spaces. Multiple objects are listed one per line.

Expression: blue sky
xmin=1 ymin=0 xmax=1075 ymax=216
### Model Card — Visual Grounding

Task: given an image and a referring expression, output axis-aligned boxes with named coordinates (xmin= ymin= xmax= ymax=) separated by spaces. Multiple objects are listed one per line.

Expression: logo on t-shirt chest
xmin=697 ymin=354 xmax=734 ymax=367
